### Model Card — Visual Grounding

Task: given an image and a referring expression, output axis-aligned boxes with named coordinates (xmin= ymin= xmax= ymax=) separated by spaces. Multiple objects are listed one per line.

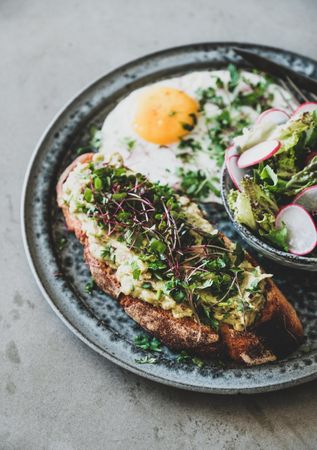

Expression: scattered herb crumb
xmin=57 ymin=236 xmax=67 ymax=251
xmin=192 ymin=357 xmax=205 ymax=368
xmin=135 ymin=356 xmax=158 ymax=364
xmin=89 ymin=125 xmax=102 ymax=150
xmin=176 ymin=351 xmax=205 ymax=368
xmin=134 ymin=335 xmax=162 ymax=352
xmin=123 ymin=137 xmax=136 ymax=152
xmin=76 ymin=146 xmax=89 ymax=156
xmin=74 ymin=124 xmax=102 ymax=156
xmin=176 ymin=350 xmax=191 ymax=363
xmin=228 ymin=63 xmax=240 ymax=92
xmin=84 ymin=279 xmax=95 ymax=294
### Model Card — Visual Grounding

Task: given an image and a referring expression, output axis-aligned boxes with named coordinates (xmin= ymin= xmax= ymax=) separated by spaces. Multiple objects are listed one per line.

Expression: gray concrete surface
xmin=1 ymin=0 xmax=317 ymax=449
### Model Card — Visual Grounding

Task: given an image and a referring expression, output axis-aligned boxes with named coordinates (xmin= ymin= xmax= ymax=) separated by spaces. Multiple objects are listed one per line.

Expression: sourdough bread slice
xmin=57 ymin=153 xmax=304 ymax=364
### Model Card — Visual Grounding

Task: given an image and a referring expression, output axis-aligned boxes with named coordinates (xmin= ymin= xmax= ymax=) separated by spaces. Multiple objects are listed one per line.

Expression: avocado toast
xmin=57 ymin=152 xmax=303 ymax=365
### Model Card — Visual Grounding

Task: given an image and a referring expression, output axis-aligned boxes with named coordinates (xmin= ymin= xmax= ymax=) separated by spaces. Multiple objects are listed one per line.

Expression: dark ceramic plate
xmin=22 ymin=43 xmax=317 ymax=394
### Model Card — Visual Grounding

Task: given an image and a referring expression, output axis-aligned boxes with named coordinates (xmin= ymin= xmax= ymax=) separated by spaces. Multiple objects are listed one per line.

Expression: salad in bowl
xmin=223 ymin=102 xmax=317 ymax=264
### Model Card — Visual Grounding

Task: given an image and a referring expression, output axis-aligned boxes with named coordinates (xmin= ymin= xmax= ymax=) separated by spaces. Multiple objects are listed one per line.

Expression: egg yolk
xmin=133 ymin=87 xmax=199 ymax=145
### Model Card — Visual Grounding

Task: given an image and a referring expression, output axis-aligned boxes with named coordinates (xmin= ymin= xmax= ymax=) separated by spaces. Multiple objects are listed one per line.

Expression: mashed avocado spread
xmin=62 ymin=152 xmax=271 ymax=331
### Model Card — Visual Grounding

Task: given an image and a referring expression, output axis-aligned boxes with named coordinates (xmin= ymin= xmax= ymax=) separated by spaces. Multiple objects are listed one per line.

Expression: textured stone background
xmin=1 ymin=0 xmax=317 ymax=449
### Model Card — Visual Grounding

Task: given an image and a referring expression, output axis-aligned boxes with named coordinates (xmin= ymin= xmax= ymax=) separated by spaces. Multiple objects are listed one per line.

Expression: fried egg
xmin=101 ymin=70 xmax=294 ymax=202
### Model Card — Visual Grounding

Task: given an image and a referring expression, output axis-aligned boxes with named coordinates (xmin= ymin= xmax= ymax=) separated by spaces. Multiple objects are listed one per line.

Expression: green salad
xmin=227 ymin=107 xmax=317 ymax=255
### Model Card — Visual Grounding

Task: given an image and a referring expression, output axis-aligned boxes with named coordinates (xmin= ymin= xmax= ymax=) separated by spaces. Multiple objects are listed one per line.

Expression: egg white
xmin=101 ymin=70 xmax=295 ymax=202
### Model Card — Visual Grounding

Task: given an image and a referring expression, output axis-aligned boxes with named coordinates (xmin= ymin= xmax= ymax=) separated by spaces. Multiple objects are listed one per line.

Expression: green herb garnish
xmin=84 ymin=188 xmax=93 ymax=203
xmin=131 ymin=261 xmax=141 ymax=280
xmin=177 ymin=168 xmax=220 ymax=200
xmin=176 ymin=351 xmax=205 ymax=368
xmin=84 ymin=279 xmax=95 ymax=294
xmin=57 ymin=236 xmax=67 ymax=251
xmin=94 ymin=176 xmax=103 ymax=191
xmin=192 ymin=357 xmax=205 ymax=368
xmin=123 ymin=137 xmax=136 ymax=151
xmin=89 ymin=125 xmax=102 ymax=150
xmin=134 ymin=335 xmax=162 ymax=352
xmin=176 ymin=350 xmax=191 ymax=363
xmin=135 ymin=356 xmax=158 ymax=364
xmin=149 ymin=239 xmax=167 ymax=255
xmin=228 ymin=63 xmax=240 ymax=92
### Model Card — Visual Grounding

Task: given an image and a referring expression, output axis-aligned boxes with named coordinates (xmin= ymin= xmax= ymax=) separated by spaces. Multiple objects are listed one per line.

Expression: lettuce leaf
xmin=229 ymin=176 xmax=278 ymax=232
xmin=228 ymin=177 xmax=290 ymax=251
xmin=278 ymin=110 xmax=317 ymax=152
xmin=284 ymin=155 xmax=317 ymax=196
xmin=260 ymin=223 xmax=289 ymax=251
xmin=228 ymin=189 xmax=256 ymax=230
xmin=235 ymin=111 xmax=317 ymax=180
xmin=273 ymin=111 xmax=317 ymax=179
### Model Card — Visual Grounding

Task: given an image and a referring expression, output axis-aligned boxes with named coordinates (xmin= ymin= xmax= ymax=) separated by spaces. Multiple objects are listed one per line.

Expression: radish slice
xmin=294 ymin=185 xmax=317 ymax=214
xmin=225 ymin=144 xmax=239 ymax=164
xmin=256 ymin=108 xmax=289 ymax=126
xmin=237 ymin=140 xmax=281 ymax=169
xmin=275 ymin=204 xmax=317 ymax=255
xmin=292 ymin=102 xmax=317 ymax=120
xmin=226 ymin=155 xmax=245 ymax=191
xmin=306 ymin=151 xmax=317 ymax=165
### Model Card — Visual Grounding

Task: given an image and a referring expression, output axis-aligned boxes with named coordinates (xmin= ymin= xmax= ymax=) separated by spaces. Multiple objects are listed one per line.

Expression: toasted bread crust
xmin=220 ymin=324 xmax=277 ymax=365
xmin=120 ymin=296 xmax=219 ymax=355
xmin=84 ymin=247 xmax=121 ymax=298
xmin=57 ymin=154 xmax=304 ymax=365
xmin=254 ymin=278 xmax=304 ymax=357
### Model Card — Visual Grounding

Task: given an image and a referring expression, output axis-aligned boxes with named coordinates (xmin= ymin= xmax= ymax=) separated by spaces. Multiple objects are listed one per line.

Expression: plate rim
xmin=21 ymin=41 xmax=317 ymax=394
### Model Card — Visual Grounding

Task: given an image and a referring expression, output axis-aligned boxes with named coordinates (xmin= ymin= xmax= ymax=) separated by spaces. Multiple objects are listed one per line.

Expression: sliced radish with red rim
xmin=226 ymin=155 xmax=245 ymax=191
xmin=275 ymin=204 xmax=317 ymax=255
xmin=293 ymin=185 xmax=317 ymax=215
xmin=256 ymin=108 xmax=289 ymax=126
xmin=225 ymin=144 xmax=239 ymax=164
xmin=237 ymin=139 xmax=281 ymax=169
xmin=306 ymin=151 xmax=317 ymax=165
xmin=291 ymin=102 xmax=317 ymax=120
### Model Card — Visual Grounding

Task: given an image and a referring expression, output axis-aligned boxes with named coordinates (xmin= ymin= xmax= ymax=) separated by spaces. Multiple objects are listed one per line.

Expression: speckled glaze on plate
xmin=22 ymin=43 xmax=317 ymax=394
